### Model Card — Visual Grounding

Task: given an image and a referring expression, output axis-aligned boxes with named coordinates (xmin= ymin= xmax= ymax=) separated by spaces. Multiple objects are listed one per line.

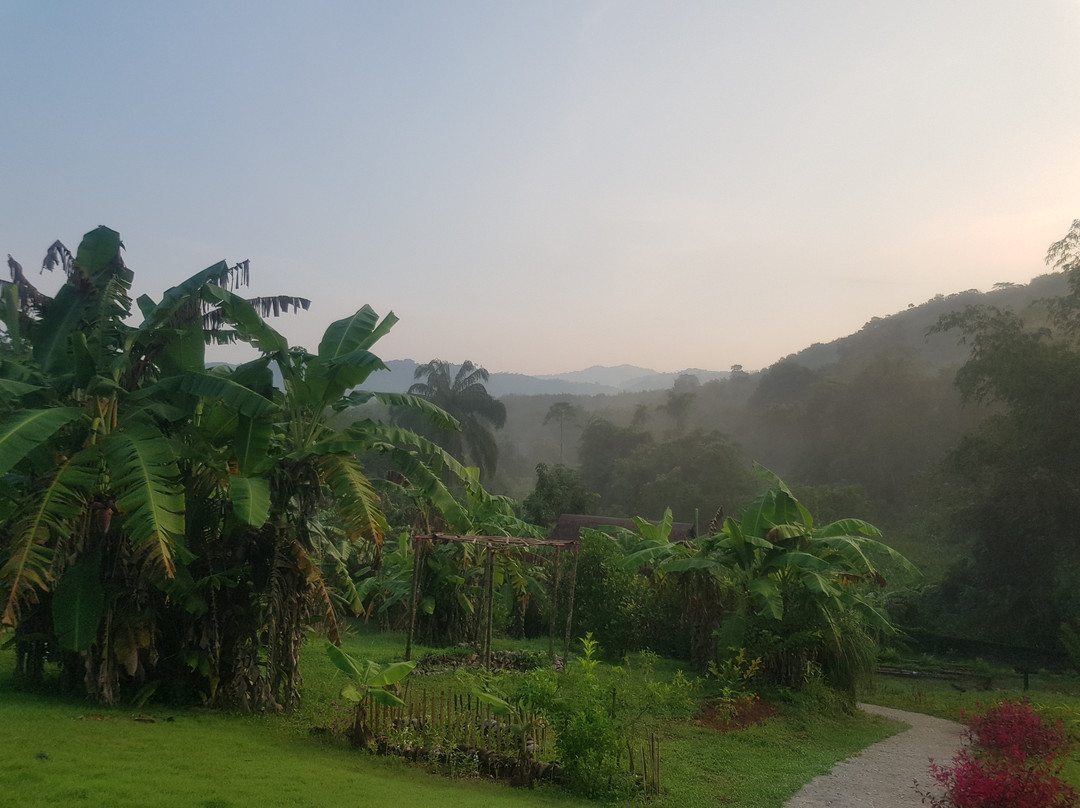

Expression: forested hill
xmin=489 ymin=270 xmax=1070 ymax=584
xmin=783 ymin=271 xmax=1067 ymax=371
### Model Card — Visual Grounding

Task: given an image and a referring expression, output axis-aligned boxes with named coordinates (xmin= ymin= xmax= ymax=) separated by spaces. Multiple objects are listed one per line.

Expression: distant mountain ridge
xmin=374 ymin=360 xmax=729 ymax=396
xmin=375 ymin=272 xmax=1070 ymax=397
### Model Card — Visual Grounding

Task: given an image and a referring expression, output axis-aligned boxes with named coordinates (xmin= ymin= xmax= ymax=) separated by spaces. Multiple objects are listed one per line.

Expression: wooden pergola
xmin=402 ymin=515 xmax=694 ymax=667
xmin=403 ymin=532 xmax=581 ymax=667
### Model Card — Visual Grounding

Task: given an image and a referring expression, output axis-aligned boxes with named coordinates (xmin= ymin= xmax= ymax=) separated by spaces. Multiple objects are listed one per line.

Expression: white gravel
xmin=781 ymin=703 xmax=964 ymax=808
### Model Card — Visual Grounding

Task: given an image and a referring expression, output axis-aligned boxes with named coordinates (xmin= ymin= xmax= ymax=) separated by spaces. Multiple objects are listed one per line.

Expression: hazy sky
xmin=2 ymin=1 xmax=1078 ymax=375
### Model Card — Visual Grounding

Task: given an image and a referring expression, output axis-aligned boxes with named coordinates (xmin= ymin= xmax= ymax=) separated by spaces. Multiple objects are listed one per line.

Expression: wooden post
xmin=548 ymin=547 xmax=561 ymax=661
xmin=405 ymin=536 xmax=425 ymax=661
xmin=563 ymin=544 xmax=581 ymax=660
xmin=648 ymin=730 xmax=656 ymax=795
xmin=484 ymin=546 xmax=495 ymax=668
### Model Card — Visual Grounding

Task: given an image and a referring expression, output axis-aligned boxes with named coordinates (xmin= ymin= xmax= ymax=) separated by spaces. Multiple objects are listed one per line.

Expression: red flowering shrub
xmin=920 ymin=700 xmax=1078 ymax=808
xmin=923 ymin=749 xmax=1077 ymax=808
xmin=964 ymin=699 xmax=1070 ymax=760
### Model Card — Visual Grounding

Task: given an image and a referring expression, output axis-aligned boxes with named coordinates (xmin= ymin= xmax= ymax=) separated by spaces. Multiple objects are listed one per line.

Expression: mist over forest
xmin=465 ymin=267 xmax=1075 ymax=654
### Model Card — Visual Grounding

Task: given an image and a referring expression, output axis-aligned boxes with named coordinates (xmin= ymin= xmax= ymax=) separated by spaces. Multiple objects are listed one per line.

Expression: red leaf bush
xmin=926 ymin=749 xmax=1076 ymax=808
xmin=920 ymin=700 xmax=1078 ymax=808
xmin=964 ymin=699 xmax=1069 ymax=760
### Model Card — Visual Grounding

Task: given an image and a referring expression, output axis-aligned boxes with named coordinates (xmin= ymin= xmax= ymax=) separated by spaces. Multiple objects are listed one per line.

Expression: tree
xmin=521 ymin=463 xmax=597 ymax=527
xmin=928 ymin=220 xmax=1080 ymax=649
xmin=605 ymin=429 xmax=757 ymax=524
xmin=543 ymin=401 xmax=580 ymax=464
xmin=577 ymin=418 xmax=651 ymax=508
xmin=401 ymin=360 xmax=507 ymax=481
xmin=659 ymin=389 xmax=695 ymax=437
xmin=0 ymin=227 xmax=290 ymax=702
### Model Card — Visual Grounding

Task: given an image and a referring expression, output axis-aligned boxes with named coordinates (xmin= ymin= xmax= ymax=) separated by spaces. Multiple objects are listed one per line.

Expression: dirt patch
xmin=695 ymin=697 xmax=779 ymax=732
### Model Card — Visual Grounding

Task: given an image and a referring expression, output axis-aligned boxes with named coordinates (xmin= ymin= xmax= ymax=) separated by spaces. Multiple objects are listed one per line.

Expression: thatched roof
xmin=548 ymin=514 xmax=696 ymax=546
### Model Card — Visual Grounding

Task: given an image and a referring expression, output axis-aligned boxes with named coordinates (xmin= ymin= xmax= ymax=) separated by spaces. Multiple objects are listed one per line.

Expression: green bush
xmin=507 ymin=635 xmax=696 ymax=800
xmin=561 ymin=532 xmax=653 ymax=657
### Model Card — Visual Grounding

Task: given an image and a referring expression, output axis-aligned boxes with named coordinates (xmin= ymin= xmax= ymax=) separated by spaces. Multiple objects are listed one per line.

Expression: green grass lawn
xmin=660 ymin=707 xmax=901 ymax=808
xmin=0 ymin=670 xmax=588 ymax=808
xmin=0 ymin=628 xmax=905 ymax=807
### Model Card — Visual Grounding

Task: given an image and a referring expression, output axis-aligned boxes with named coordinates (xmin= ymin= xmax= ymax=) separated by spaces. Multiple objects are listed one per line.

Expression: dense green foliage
xmin=0 ymin=228 xmax=482 ymax=710
xmin=576 ymin=419 xmax=758 ymax=525
xmin=521 ymin=463 xmax=596 ymax=527
xmin=922 ymin=220 xmax=1080 ymax=651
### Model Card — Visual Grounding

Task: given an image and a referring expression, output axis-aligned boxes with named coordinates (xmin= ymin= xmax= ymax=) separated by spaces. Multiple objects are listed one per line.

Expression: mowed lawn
xmin=0 ymin=635 xmax=590 ymax=808
xmin=0 ymin=632 xmax=905 ymax=808
xmin=0 ymin=687 xmax=589 ymax=808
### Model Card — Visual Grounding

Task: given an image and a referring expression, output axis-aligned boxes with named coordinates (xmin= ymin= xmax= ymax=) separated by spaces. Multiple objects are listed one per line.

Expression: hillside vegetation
xmin=489 ymin=263 xmax=1078 ymax=655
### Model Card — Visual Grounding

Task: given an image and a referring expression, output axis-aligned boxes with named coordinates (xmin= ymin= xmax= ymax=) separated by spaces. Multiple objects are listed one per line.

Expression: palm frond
xmin=353 ymin=391 xmax=459 ymax=430
xmin=139 ymin=260 xmax=250 ymax=333
xmin=200 ymin=285 xmax=289 ymax=355
xmin=157 ymin=371 xmax=275 ymax=418
xmin=6 ymin=257 xmax=50 ymax=311
xmin=248 ymin=295 xmax=310 ymax=318
xmin=1 ymin=452 xmax=93 ymax=627
xmin=233 ymin=414 xmax=274 ymax=475
xmin=308 ymin=349 xmax=387 ymax=409
xmin=454 ymin=360 xmax=490 ymax=388
xmin=104 ymin=427 xmax=185 ymax=578
xmin=41 ymin=240 xmax=74 ymax=276
xmin=0 ymin=378 xmax=45 ymax=403
xmin=33 ymin=283 xmax=95 ymax=374
xmin=318 ymin=305 xmax=397 ymax=360
xmin=0 ymin=408 xmax=84 ymax=476
xmin=318 ymin=454 xmax=387 ymax=545
xmin=73 ymin=226 xmax=123 ymax=278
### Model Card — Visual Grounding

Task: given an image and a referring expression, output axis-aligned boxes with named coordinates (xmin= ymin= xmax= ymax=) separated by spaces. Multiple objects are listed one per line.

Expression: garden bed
xmin=695 ymin=695 xmax=778 ymax=732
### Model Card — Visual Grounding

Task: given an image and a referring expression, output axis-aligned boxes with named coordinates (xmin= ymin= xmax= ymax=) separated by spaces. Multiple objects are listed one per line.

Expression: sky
xmin=1 ymin=1 xmax=1078 ymax=376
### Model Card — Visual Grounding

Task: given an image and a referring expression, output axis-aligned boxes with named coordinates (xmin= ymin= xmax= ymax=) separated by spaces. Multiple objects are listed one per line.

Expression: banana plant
xmin=630 ymin=465 xmax=918 ymax=689
xmin=326 ymin=642 xmax=415 ymax=748
xmin=0 ymin=227 xmax=294 ymax=702
xmin=0 ymin=226 xmax=514 ymax=710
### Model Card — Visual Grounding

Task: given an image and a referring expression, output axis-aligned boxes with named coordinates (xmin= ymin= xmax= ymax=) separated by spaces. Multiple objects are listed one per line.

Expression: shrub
xmin=921 ymin=700 xmax=1079 ymax=808
xmin=963 ymin=698 xmax=1070 ymax=760
xmin=510 ymin=636 xmax=696 ymax=800
xmin=562 ymin=532 xmax=653 ymax=657
xmin=924 ymin=749 xmax=1077 ymax=808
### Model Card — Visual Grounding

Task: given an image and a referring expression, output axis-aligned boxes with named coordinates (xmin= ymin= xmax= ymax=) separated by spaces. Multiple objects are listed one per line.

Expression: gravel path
xmin=781 ymin=703 xmax=964 ymax=808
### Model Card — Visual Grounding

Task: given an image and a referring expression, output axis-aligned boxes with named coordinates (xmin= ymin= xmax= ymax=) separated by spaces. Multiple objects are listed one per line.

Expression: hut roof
xmin=548 ymin=514 xmax=696 ymax=546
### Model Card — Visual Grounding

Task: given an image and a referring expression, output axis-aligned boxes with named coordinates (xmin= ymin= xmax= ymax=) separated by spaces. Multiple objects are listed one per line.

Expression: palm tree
xmin=543 ymin=401 xmax=580 ymax=464
xmin=403 ymin=360 xmax=506 ymax=481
